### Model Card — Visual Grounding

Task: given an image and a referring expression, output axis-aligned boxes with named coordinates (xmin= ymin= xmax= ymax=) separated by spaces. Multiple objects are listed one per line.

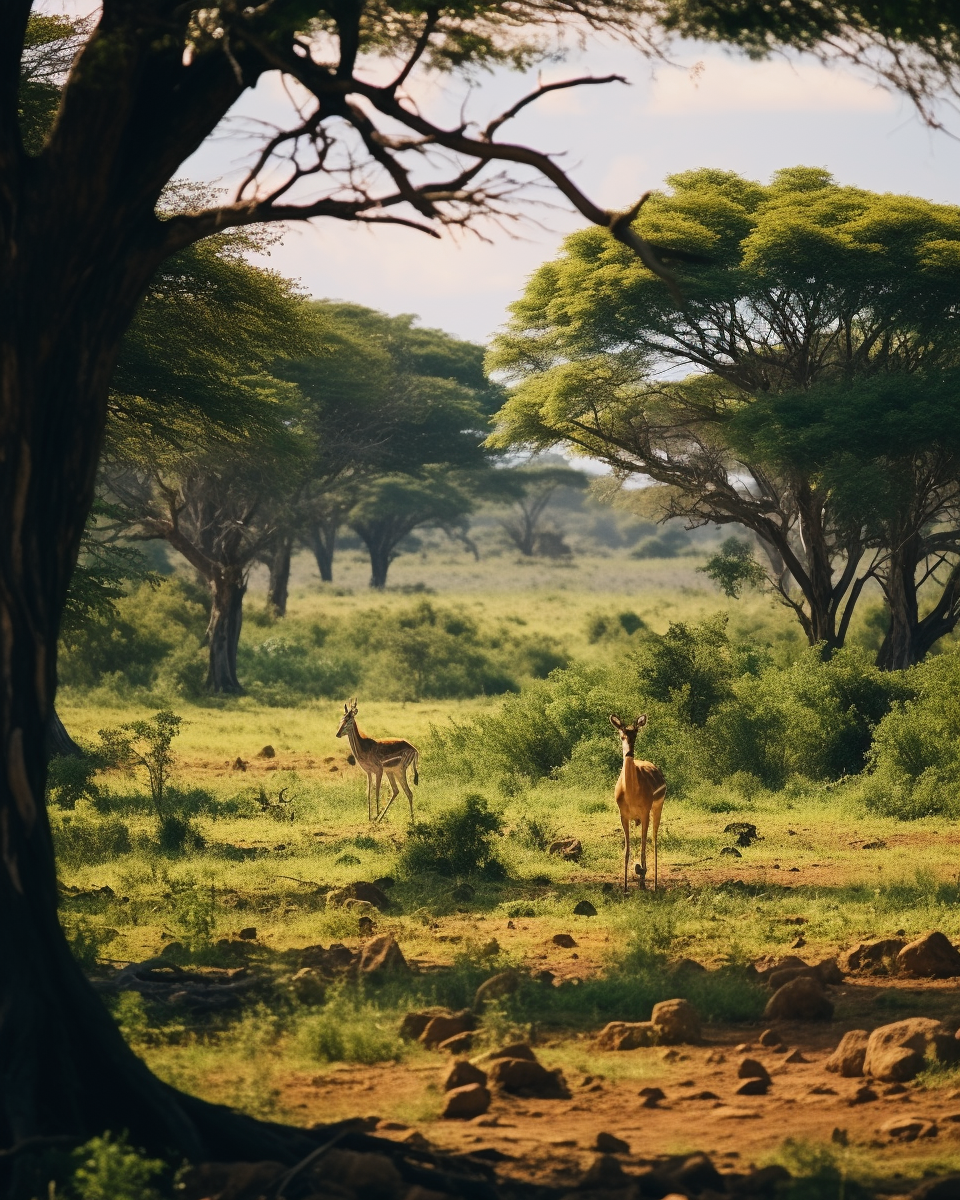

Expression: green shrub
xmin=52 ymin=812 xmax=131 ymax=865
xmin=298 ymin=1004 xmax=404 ymax=1064
xmin=62 ymin=916 xmax=119 ymax=969
xmin=167 ymin=877 xmax=218 ymax=949
xmin=238 ymin=636 xmax=358 ymax=705
xmin=586 ymin=610 xmax=646 ymax=643
xmin=46 ymin=752 xmax=103 ymax=809
xmin=398 ymin=793 xmax=504 ymax=877
xmin=633 ymin=614 xmax=740 ymax=726
xmin=70 ymin=1134 xmax=164 ymax=1200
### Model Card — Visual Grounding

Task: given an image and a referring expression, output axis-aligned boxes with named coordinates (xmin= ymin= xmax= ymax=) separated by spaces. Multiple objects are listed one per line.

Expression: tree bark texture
xmin=876 ymin=538 xmax=960 ymax=670
xmin=308 ymin=519 xmax=338 ymax=583
xmin=205 ymin=571 xmax=246 ymax=694
xmin=266 ymin=536 xmax=292 ymax=616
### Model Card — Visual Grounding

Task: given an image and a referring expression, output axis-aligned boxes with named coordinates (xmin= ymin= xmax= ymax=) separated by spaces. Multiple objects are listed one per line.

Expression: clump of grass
xmin=298 ymin=996 xmax=405 ymax=1064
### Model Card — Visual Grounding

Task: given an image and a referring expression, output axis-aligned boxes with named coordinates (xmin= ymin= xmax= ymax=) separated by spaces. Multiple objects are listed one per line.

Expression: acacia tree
xmin=497 ymin=463 xmax=588 ymax=556
xmin=488 ymin=167 xmax=960 ymax=654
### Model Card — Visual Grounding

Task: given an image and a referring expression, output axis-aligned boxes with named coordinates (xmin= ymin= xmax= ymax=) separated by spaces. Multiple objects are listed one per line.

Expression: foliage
xmin=699 ymin=536 xmax=768 ymax=599
xmin=398 ymin=794 xmax=505 ymax=878
xmin=98 ymin=712 xmax=182 ymax=822
xmin=298 ymin=995 xmax=404 ymax=1064
xmin=238 ymin=637 xmax=358 ymax=708
xmin=168 ymin=878 xmax=218 ymax=950
xmin=635 ymin=614 xmax=739 ymax=726
xmin=52 ymin=813 xmax=131 ymax=867
xmin=46 ymin=752 xmax=103 ymax=810
xmin=70 ymin=1133 xmax=164 ymax=1200
xmin=586 ymin=610 xmax=646 ymax=642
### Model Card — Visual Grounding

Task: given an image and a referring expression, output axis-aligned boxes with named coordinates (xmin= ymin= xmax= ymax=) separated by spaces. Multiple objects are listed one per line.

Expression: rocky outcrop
xmin=897 ymin=932 xmax=960 ymax=978
xmin=824 ymin=1030 xmax=870 ymax=1077
xmin=596 ymin=1021 xmax=656 ymax=1050
xmin=651 ymin=998 xmax=701 ymax=1045
xmin=863 ymin=1017 xmax=959 ymax=1082
xmin=839 ymin=938 xmax=905 ymax=976
xmin=358 ymin=934 xmax=408 ymax=976
xmin=763 ymin=975 xmax=833 ymax=1021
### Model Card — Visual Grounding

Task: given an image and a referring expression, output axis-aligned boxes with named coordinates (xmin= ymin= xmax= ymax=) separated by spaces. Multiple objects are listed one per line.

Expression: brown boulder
xmin=839 ymin=939 xmax=905 ymax=976
xmin=651 ymin=998 xmax=701 ymax=1045
xmin=864 ymin=1018 xmax=959 ymax=1081
xmin=573 ymin=900 xmax=598 ymax=916
xmin=897 ymin=932 xmax=960 ymax=978
xmin=552 ymin=933 xmax=578 ymax=948
xmin=477 ymin=1042 xmax=537 ymax=1064
xmin=738 ymin=1058 xmax=771 ymax=1082
xmin=763 ymin=975 xmax=833 ymax=1022
xmin=579 ymin=1155 xmax=627 ymax=1189
xmin=420 ymin=1010 xmax=475 ymax=1048
xmin=399 ymin=1008 xmax=447 ymax=1041
xmin=594 ymin=1132 xmax=629 ymax=1154
xmin=825 ymin=1030 xmax=869 ymax=1077
xmin=438 ymin=1031 xmax=473 ymax=1054
xmin=359 ymin=934 xmax=409 ymax=976
xmin=487 ymin=1056 xmax=569 ymax=1098
xmin=596 ymin=1021 xmax=656 ymax=1051
xmin=758 ymin=1029 xmax=783 ymax=1048
xmin=443 ymin=1059 xmax=487 ymax=1091
xmin=442 ymin=1083 xmax=491 ymax=1119
xmin=326 ymin=881 xmax=389 ymax=910
xmin=879 ymin=1115 xmax=938 ymax=1142
xmin=815 ymin=957 xmax=844 ymax=986
xmin=752 ymin=955 xmax=808 ymax=982
xmin=735 ymin=1078 xmax=769 ymax=1096
xmin=473 ymin=970 xmax=520 ymax=1010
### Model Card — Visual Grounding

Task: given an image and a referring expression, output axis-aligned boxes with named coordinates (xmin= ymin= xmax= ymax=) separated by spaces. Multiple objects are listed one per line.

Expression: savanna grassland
xmin=51 ymin=538 xmax=960 ymax=1195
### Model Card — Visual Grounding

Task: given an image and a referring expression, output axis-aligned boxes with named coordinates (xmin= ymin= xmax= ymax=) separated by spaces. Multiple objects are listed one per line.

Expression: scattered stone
xmin=438 ymin=1032 xmax=474 ymax=1054
xmin=825 ymin=1030 xmax=870 ymax=1077
xmin=238 ymin=927 xmax=257 ymax=940
xmin=548 ymin=838 xmax=582 ymax=860
xmin=357 ymin=915 xmax=374 ymax=937
xmin=327 ymin=881 xmax=390 ymax=911
xmin=579 ymin=1155 xmax=627 ymax=1189
xmin=738 ymin=1059 xmax=771 ymax=1082
xmin=573 ymin=900 xmax=597 ymax=917
xmin=594 ymin=1132 xmax=629 ymax=1154
xmin=552 ymin=933 xmax=578 ymax=948
xmin=897 ymin=931 xmax=960 ymax=978
xmin=442 ymin=1083 xmax=491 ymax=1119
xmin=758 ymin=1029 xmax=784 ymax=1048
xmin=359 ymin=934 xmax=409 ymax=976
xmin=476 ymin=1042 xmax=537 ymax=1064
xmin=486 ymin=1056 xmax=568 ymax=1098
xmin=814 ymin=957 xmax=844 ymax=986
xmin=783 ymin=1049 xmax=807 ymax=1064
xmin=864 ymin=1018 xmax=959 ymax=1081
xmin=596 ymin=1021 xmax=656 ymax=1051
xmin=638 ymin=1086 xmax=666 ymax=1107
xmin=400 ymin=1130 xmax=431 ymax=1151
xmin=679 ymin=1090 xmax=721 ymax=1101
xmin=256 ymin=745 xmax=276 ymax=758
xmin=720 ymin=847 xmax=743 ymax=858
xmin=474 ymin=970 xmax=520 ymax=1010
xmin=880 ymin=1115 xmax=938 ymax=1141
xmin=735 ymin=1078 xmax=770 ymax=1096
xmin=443 ymin=1059 xmax=487 ymax=1091
xmin=724 ymin=821 xmax=759 ymax=845
xmin=289 ymin=967 xmax=326 ymax=1005
xmin=399 ymin=1009 xmax=447 ymax=1040
xmin=884 ymin=1083 xmax=908 ymax=1096
xmin=849 ymin=1085 xmax=879 ymax=1105
xmin=839 ymin=938 xmax=905 ymax=976
xmin=420 ymin=1010 xmax=475 ymax=1048
xmin=764 ymin=975 xmax=834 ymax=1022
xmin=753 ymin=955 xmax=809 ymax=982
xmin=651 ymin=998 xmax=701 ymax=1045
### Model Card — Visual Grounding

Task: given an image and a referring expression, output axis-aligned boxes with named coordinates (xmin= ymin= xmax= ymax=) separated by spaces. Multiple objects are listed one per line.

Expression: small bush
xmin=46 ymin=752 xmax=103 ymax=810
xmin=63 ymin=916 xmax=119 ymax=970
xmin=512 ymin=814 xmax=558 ymax=851
xmin=70 ymin=1133 xmax=164 ymax=1200
xmin=239 ymin=636 xmax=358 ymax=706
xmin=298 ymin=1002 xmax=404 ymax=1064
xmin=167 ymin=878 xmax=218 ymax=950
xmin=158 ymin=814 xmax=206 ymax=855
xmin=398 ymin=793 xmax=504 ymax=878
xmin=52 ymin=812 xmax=131 ymax=866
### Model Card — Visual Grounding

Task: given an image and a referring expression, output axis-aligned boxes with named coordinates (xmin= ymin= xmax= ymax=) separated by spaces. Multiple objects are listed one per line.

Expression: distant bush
xmin=52 ymin=812 xmax=131 ymax=865
xmin=298 ymin=998 xmax=404 ymax=1064
xmin=586 ymin=610 xmax=646 ymax=643
xmin=861 ymin=653 xmax=960 ymax=818
xmin=47 ymin=751 xmax=103 ymax=810
xmin=238 ymin=636 xmax=358 ymax=706
xmin=630 ymin=526 xmax=691 ymax=559
xmin=70 ymin=1134 xmax=164 ymax=1200
xmin=398 ymin=793 xmax=504 ymax=878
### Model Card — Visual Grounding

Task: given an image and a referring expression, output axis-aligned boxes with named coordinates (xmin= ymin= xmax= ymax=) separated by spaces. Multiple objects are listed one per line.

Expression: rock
xmin=880 ymin=1115 xmax=938 ymax=1141
xmin=420 ymin=1010 xmax=475 ymax=1048
xmin=443 ymin=1059 xmax=487 ymax=1091
xmin=720 ymin=847 xmax=743 ymax=858
xmin=738 ymin=1059 xmax=771 ymax=1082
xmin=594 ymin=1131 xmax=630 ymax=1154
xmin=651 ymin=998 xmax=701 ymax=1045
xmin=790 ymin=936 xmax=806 ymax=949
xmin=256 ymin=745 xmax=276 ymax=758
xmin=487 ymin=1056 xmax=568 ymax=1098
xmin=825 ymin=1030 xmax=870 ymax=1077
xmin=669 ymin=1153 xmax=726 ymax=1195
xmin=638 ymin=1086 xmax=665 ymax=1107
xmin=326 ymin=881 xmax=390 ymax=910
xmin=400 ymin=1009 xmax=448 ymax=1040
xmin=864 ymin=1018 xmax=959 ymax=1081
xmin=753 ymin=955 xmax=808 ymax=982
xmin=357 ymin=915 xmax=374 ymax=937
xmin=849 ymin=1085 xmax=879 ymax=1105
xmin=359 ymin=934 xmax=409 ymax=976
xmin=764 ymin=975 xmax=834 ymax=1022
xmin=289 ymin=967 xmax=326 ymax=1005
xmin=783 ymin=1049 xmax=807 ymax=1063
xmin=441 ymin=1083 xmax=491 ymax=1119
xmin=238 ymin=927 xmax=257 ymax=940
xmin=839 ymin=938 xmax=905 ymax=976
xmin=552 ymin=933 xmax=578 ymax=948
xmin=439 ymin=1032 xmax=474 ymax=1054
xmin=596 ymin=1021 xmax=656 ymax=1051
xmin=548 ymin=838 xmax=583 ymax=860
xmin=573 ymin=900 xmax=597 ymax=916
xmin=724 ymin=821 xmax=759 ymax=845
xmin=910 ymin=1178 xmax=960 ymax=1200
xmin=476 ymin=1042 xmax=537 ymax=1064
xmin=898 ymin=931 xmax=960 ymax=978
xmin=735 ymin=1078 xmax=770 ymax=1096
xmin=400 ymin=1130 xmax=432 ymax=1151
xmin=758 ymin=1029 xmax=783 ymax=1048
xmin=473 ymin=970 xmax=520 ymax=1010
xmin=579 ymin=1155 xmax=627 ymax=1189
xmin=815 ymin=957 xmax=844 ymax=986
xmin=232 ymin=757 xmax=247 ymax=771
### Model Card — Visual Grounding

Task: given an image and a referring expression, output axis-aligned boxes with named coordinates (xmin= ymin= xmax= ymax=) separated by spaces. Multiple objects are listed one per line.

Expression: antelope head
xmin=336 ymin=698 xmax=359 ymax=738
xmin=609 ymin=713 xmax=647 ymax=758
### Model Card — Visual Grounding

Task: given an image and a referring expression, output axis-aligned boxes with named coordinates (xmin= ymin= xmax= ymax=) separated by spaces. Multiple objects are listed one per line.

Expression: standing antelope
xmin=610 ymin=714 xmax=666 ymax=891
xmin=336 ymin=699 xmax=420 ymax=822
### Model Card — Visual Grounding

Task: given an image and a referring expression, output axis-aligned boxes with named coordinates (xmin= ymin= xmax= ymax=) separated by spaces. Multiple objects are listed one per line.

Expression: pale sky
xmin=179 ymin=37 xmax=960 ymax=345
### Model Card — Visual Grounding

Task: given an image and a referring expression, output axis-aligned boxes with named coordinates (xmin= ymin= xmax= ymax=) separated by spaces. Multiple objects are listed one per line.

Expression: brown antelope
xmin=336 ymin=699 xmax=419 ymax=822
xmin=610 ymin=714 xmax=666 ymax=891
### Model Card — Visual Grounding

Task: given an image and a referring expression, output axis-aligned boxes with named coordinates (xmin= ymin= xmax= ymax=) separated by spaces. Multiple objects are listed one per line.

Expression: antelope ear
xmin=609 ymin=714 xmax=624 ymax=730
xmin=636 ymin=714 xmax=647 ymax=728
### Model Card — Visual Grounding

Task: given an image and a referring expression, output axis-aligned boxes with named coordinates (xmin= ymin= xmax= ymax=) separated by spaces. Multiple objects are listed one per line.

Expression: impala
xmin=336 ymin=699 xmax=419 ymax=822
xmin=610 ymin=713 xmax=666 ymax=891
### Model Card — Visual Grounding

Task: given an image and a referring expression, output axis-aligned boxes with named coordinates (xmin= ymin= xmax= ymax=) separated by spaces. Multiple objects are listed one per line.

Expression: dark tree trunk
xmin=876 ymin=541 xmax=960 ymax=670
xmin=308 ymin=518 xmax=338 ymax=583
xmin=205 ymin=571 xmax=246 ymax=693
xmin=46 ymin=709 xmax=82 ymax=759
xmin=351 ymin=518 xmax=409 ymax=590
xmin=266 ymin=536 xmax=292 ymax=616
xmin=367 ymin=543 xmax=392 ymax=589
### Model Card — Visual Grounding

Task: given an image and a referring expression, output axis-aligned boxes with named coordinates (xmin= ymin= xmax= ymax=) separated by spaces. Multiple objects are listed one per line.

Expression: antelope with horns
xmin=609 ymin=714 xmax=666 ymax=891
xmin=336 ymin=699 xmax=420 ymax=822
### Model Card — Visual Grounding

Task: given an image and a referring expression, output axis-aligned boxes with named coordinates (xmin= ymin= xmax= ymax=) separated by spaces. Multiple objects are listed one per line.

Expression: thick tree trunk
xmin=876 ymin=545 xmax=960 ymax=670
xmin=46 ymin=709 xmax=82 ymax=759
xmin=367 ymin=544 xmax=392 ymax=589
xmin=308 ymin=519 xmax=337 ymax=583
xmin=266 ymin=536 xmax=292 ymax=616
xmin=205 ymin=571 xmax=246 ymax=693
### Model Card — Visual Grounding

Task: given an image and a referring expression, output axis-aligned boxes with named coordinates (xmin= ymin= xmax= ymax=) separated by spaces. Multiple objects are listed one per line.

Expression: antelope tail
xmin=413 ymin=751 xmax=419 ymax=786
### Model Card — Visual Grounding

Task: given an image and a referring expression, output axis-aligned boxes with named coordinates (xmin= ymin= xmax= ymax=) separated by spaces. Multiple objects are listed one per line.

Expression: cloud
xmin=647 ymin=56 xmax=896 ymax=114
